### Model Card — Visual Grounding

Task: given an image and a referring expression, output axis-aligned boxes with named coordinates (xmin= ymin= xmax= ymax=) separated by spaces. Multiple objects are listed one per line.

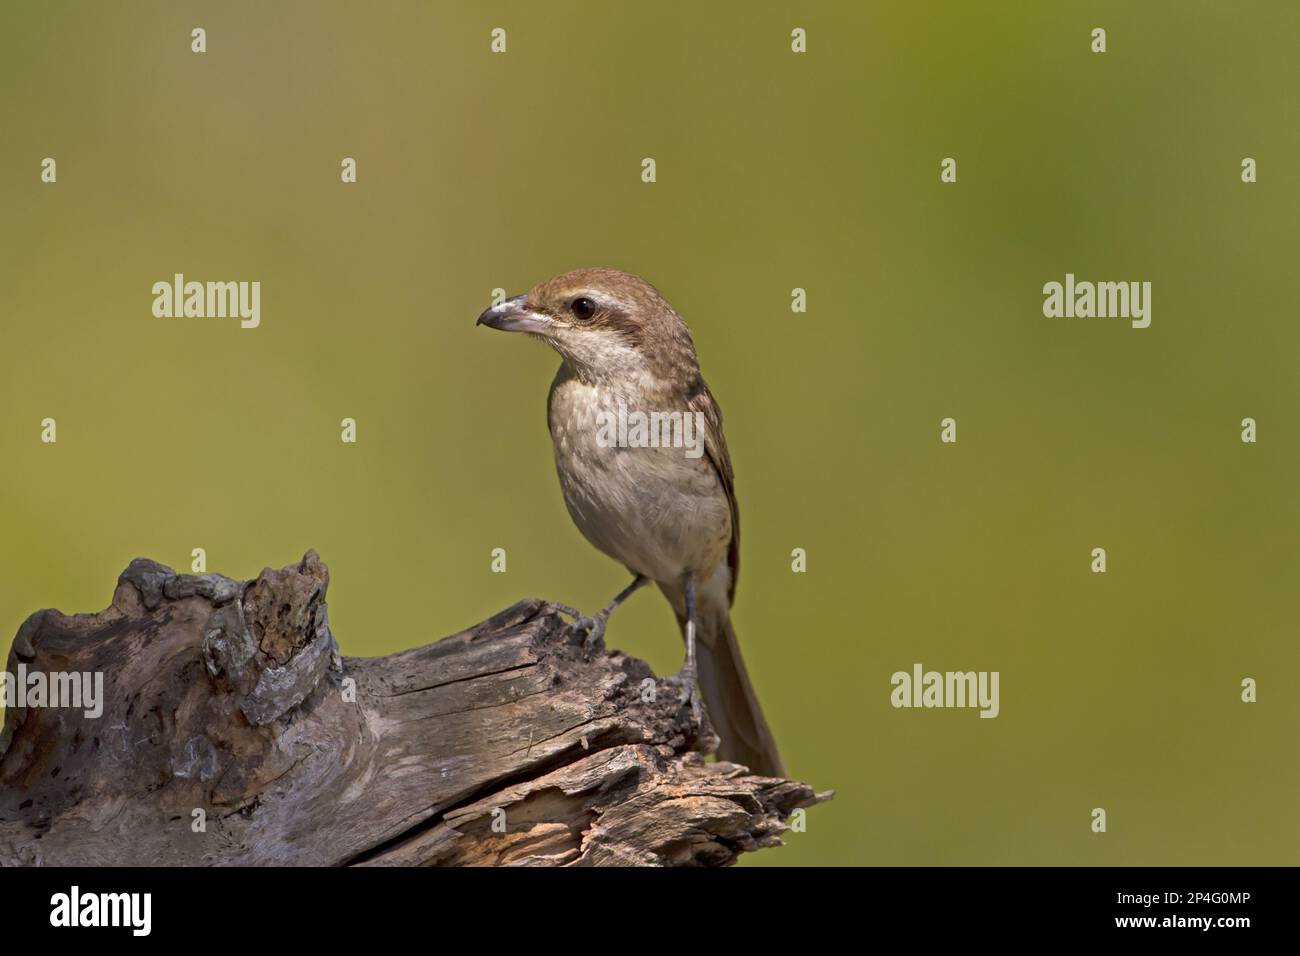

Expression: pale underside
xmin=547 ymin=366 xmax=733 ymax=620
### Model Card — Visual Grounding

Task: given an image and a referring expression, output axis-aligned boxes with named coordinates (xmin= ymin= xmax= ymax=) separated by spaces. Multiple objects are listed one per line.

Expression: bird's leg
xmin=601 ymin=573 xmax=650 ymax=623
xmin=668 ymin=573 xmax=702 ymax=722
xmin=556 ymin=574 xmax=649 ymax=655
xmin=584 ymin=574 xmax=649 ymax=654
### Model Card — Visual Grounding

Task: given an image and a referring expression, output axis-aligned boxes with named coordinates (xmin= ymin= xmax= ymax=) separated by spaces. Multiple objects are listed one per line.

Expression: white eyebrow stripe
xmin=587 ymin=292 xmax=636 ymax=313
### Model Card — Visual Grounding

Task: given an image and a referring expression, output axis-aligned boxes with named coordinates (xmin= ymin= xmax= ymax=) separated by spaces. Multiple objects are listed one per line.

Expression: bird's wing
xmin=689 ymin=378 xmax=740 ymax=604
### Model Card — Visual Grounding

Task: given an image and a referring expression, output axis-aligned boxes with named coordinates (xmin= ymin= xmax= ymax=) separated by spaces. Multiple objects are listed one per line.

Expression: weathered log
xmin=0 ymin=551 xmax=828 ymax=866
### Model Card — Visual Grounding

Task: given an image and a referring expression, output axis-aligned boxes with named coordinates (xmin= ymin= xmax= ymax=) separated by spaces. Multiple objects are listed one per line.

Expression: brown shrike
xmin=477 ymin=268 xmax=785 ymax=777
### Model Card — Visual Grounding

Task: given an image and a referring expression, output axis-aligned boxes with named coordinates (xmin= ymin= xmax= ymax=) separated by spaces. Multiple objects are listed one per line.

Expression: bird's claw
xmin=552 ymin=604 xmax=607 ymax=657
xmin=665 ymin=666 xmax=702 ymax=724
xmin=578 ymin=614 xmax=608 ymax=658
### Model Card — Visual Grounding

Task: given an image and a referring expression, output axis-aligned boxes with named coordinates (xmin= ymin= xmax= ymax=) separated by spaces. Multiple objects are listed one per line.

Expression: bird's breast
xmin=546 ymin=373 xmax=731 ymax=586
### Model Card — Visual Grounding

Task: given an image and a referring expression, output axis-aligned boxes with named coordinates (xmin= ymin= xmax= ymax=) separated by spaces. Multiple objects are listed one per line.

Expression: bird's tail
xmin=683 ymin=609 xmax=786 ymax=778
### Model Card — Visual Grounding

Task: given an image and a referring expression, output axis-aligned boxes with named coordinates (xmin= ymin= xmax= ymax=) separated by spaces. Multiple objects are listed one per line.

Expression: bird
xmin=476 ymin=267 xmax=785 ymax=778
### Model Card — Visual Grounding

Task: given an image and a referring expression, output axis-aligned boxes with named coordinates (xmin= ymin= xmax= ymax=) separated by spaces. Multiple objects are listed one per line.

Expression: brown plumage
xmin=477 ymin=268 xmax=784 ymax=777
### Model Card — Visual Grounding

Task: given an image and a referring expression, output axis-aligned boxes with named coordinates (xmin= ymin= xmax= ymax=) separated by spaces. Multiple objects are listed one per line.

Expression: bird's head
xmin=476 ymin=268 xmax=700 ymax=387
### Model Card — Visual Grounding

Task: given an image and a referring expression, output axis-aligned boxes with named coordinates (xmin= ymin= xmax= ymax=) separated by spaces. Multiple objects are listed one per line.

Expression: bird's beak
xmin=476 ymin=295 xmax=553 ymax=334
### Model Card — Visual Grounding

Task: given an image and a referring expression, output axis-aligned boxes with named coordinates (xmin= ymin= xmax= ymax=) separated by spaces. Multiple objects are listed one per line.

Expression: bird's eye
xmin=571 ymin=297 xmax=597 ymax=321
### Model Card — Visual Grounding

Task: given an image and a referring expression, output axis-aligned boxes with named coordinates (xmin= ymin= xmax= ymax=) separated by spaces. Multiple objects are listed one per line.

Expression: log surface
xmin=0 ymin=552 xmax=828 ymax=866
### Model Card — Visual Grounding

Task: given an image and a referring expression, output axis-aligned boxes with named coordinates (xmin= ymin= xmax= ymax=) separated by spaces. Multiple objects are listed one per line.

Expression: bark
xmin=0 ymin=551 xmax=829 ymax=866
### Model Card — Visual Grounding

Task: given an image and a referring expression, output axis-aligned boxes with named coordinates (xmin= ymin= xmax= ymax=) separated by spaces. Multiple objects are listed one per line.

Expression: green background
xmin=2 ymin=1 xmax=1297 ymax=866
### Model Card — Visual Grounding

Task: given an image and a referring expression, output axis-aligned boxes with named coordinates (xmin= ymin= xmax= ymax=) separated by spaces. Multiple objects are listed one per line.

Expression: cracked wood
xmin=0 ymin=551 xmax=829 ymax=866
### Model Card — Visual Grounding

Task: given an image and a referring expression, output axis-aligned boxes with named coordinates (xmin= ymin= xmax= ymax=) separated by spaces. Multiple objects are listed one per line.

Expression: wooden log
xmin=0 ymin=551 xmax=829 ymax=866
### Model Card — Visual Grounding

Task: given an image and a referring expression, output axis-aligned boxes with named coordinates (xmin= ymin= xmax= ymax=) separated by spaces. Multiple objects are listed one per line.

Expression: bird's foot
xmin=551 ymin=604 xmax=607 ymax=657
xmin=665 ymin=663 xmax=702 ymax=724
